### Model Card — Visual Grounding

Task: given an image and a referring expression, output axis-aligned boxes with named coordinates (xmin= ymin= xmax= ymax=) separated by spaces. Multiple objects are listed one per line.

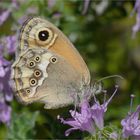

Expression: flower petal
xmin=91 ymin=103 xmax=104 ymax=130
xmin=0 ymin=10 xmax=11 ymax=26
xmin=65 ymin=127 xmax=79 ymax=136
xmin=0 ymin=101 xmax=11 ymax=125
xmin=0 ymin=66 xmax=5 ymax=77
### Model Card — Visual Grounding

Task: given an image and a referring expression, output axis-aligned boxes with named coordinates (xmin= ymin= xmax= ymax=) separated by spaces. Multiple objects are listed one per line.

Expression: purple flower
xmin=6 ymin=36 xmax=16 ymax=54
xmin=58 ymin=101 xmax=95 ymax=136
xmin=0 ymin=99 xmax=12 ymax=125
xmin=0 ymin=67 xmax=13 ymax=102
xmin=0 ymin=10 xmax=11 ymax=26
xmin=134 ymin=0 xmax=140 ymax=14
xmin=82 ymin=0 xmax=91 ymax=15
xmin=0 ymin=35 xmax=16 ymax=102
xmin=91 ymin=102 xmax=105 ymax=130
xmin=121 ymin=105 xmax=140 ymax=138
xmin=132 ymin=14 xmax=140 ymax=38
xmin=0 ymin=56 xmax=13 ymax=125
xmin=132 ymin=0 xmax=140 ymax=37
xmin=91 ymin=86 xmax=118 ymax=130
xmin=58 ymin=85 xmax=118 ymax=136
xmin=0 ymin=0 xmax=18 ymax=26
xmin=109 ymin=132 xmax=118 ymax=140
xmin=132 ymin=135 xmax=140 ymax=140
xmin=0 ymin=34 xmax=16 ymax=125
xmin=0 ymin=56 xmax=11 ymax=77
xmin=48 ymin=0 xmax=56 ymax=8
xmin=0 ymin=58 xmax=13 ymax=125
xmin=0 ymin=55 xmax=13 ymax=101
xmin=0 ymin=35 xmax=16 ymax=55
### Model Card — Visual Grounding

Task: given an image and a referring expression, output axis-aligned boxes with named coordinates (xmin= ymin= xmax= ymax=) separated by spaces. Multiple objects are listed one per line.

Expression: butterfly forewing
xmin=19 ymin=17 xmax=90 ymax=85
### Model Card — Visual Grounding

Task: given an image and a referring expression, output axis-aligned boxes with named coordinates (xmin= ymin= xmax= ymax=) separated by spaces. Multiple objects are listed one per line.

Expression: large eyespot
xmin=29 ymin=78 xmax=37 ymax=86
xmin=34 ymin=55 xmax=41 ymax=63
xmin=50 ymin=56 xmax=57 ymax=64
xmin=38 ymin=30 xmax=49 ymax=41
xmin=35 ymin=27 xmax=54 ymax=46
xmin=34 ymin=69 xmax=42 ymax=78
xmin=27 ymin=60 xmax=36 ymax=68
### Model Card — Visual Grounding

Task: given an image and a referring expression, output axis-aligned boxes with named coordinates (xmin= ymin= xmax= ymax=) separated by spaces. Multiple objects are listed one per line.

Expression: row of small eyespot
xmin=24 ymin=73 xmax=41 ymax=95
xmin=28 ymin=55 xmax=57 ymax=68
xmin=25 ymin=55 xmax=57 ymax=94
xmin=27 ymin=55 xmax=42 ymax=68
xmin=23 ymin=70 xmax=41 ymax=95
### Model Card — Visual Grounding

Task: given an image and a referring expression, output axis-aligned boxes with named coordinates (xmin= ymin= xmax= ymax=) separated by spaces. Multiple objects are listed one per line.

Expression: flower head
xmin=0 ymin=99 xmax=12 ymax=125
xmin=0 ymin=34 xmax=16 ymax=125
xmin=0 ymin=66 xmax=13 ymax=102
xmin=0 ymin=0 xmax=18 ymax=26
xmin=58 ymin=100 xmax=95 ymax=136
xmin=0 ymin=35 xmax=16 ymax=102
xmin=6 ymin=36 xmax=16 ymax=54
xmin=121 ymin=105 xmax=140 ymax=138
xmin=0 ymin=10 xmax=11 ymax=26
xmin=58 ymin=85 xmax=118 ymax=136
xmin=132 ymin=0 xmax=140 ymax=37
xmin=0 ymin=56 xmax=11 ymax=77
xmin=0 ymin=56 xmax=13 ymax=101
xmin=121 ymin=94 xmax=140 ymax=139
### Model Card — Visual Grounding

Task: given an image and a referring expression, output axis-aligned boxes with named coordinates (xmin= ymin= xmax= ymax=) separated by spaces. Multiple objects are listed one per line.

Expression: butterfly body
xmin=11 ymin=17 xmax=90 ymax=109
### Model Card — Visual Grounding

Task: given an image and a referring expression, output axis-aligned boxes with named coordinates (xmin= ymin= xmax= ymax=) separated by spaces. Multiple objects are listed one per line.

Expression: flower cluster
xmin=121 ymin=95 xmax=140 ymax=139
xmin=58 ymin=85 xmax=118 ymax=136
xmin=58 ymin=86 xmax=140 ymax=140
xmin=0 ymin=0 xmax=18 ymax=26
xmin=0 ymin=0 xmax=19 ymax=125
xmin=0 ymin=35 xmax=16 ymax=125
xmin=121 ymin=105 xmax=140 ymax=139
xmin=132 ymin=0 xmax=140 ymax=37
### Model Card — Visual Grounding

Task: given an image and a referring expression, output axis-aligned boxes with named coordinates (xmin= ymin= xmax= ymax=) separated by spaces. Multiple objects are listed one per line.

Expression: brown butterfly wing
xmin=11 ymin=48 xmax=52 ymax=104
xmin=19 ymin=17 xmax=90 ymax=86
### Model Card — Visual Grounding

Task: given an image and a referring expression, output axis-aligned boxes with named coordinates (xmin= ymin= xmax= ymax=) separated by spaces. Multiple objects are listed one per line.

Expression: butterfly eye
xmin=34 ymin=69 xmax=42 ymax=77
xmin=34 ymin=55 xmax=41 ymax=62
xmin=28 ymin=60 xmax=36 ymax=68
xmin=50 ymin=56 xmax=57 ymax=63
xmin=29 ymin=78 xmax=37 ymax=86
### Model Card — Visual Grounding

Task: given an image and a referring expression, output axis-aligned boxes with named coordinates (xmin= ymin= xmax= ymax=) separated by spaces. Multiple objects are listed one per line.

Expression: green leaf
xmin=6 ymin=111 xmax=39 ymax=139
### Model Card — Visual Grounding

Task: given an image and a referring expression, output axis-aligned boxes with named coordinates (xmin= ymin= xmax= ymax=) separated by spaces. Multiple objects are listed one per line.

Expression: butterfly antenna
xmin=96 ymin=75 xmax=124 ymax=83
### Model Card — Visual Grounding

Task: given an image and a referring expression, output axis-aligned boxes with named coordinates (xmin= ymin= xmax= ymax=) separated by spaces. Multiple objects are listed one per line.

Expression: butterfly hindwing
xmin=12 ymin=48 xmax=52 ymax=104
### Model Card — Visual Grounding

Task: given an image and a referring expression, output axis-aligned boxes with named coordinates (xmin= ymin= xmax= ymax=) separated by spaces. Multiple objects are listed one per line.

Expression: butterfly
xmin=11 ymin=17 xmax=91 ymax=109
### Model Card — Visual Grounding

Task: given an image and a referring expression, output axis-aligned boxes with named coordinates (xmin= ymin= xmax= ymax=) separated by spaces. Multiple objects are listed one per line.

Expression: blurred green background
xmin=0 ymin=0 xmax=140 ymax=139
